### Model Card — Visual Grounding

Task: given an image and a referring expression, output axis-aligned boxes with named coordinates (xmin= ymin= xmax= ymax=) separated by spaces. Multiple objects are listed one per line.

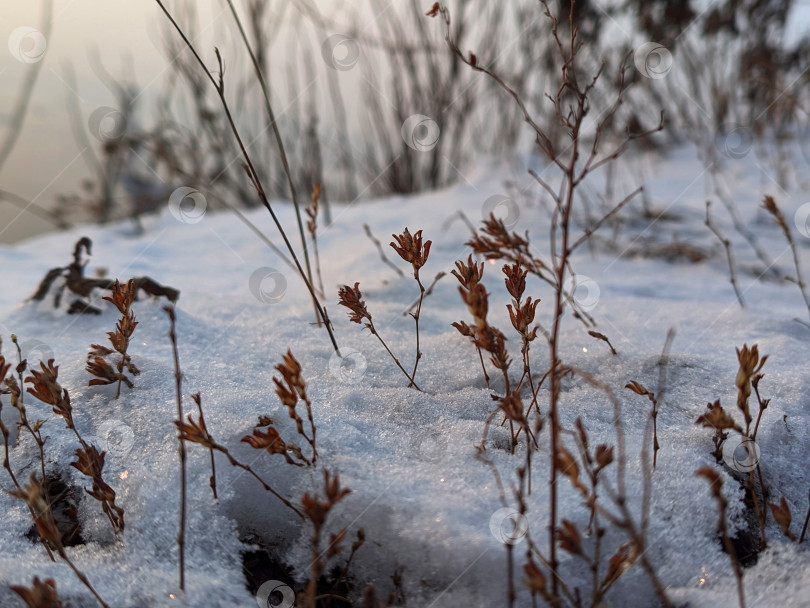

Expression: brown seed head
xmin=390 ymin=228 xmax=431 ymax=271
xmin=11 ymin=576 xmax=62 ymax=608
xmin=338 ymin=283 xmax=372 ymax=325
xmin=503 ymin=262 xmax=527 ymax=300
xmin=451 ymin=255 xmax=484 ymax=289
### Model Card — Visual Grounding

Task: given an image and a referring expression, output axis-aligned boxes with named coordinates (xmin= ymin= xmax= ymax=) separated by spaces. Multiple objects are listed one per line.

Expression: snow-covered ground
xmin=1 ymin=143 xmax=810 ymax=607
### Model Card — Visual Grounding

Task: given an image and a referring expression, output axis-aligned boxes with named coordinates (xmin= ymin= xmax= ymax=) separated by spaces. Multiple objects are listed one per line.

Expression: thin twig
xmin=191 ymin=393 xmax=217 ymax=500
xmin=363 ymin=223 xmax=404 ymax=278
xmin=154 ymin=0 xmax=340 ymax=355
xmin=164 ymin=305 xmax=186 ymax=591
xmin=223 ymin=0 xmax=319 ymax=320
xmin=705 ymin=200 xmax=745 ymax=308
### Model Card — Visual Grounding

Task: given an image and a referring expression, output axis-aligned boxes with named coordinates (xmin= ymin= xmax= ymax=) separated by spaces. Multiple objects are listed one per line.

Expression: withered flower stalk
xmin=390 ymin=228 xmax=432 ymax=388
xmin=10 ymin=474 xmax=109 ymax=607
xmin=625 ymin=381 xmax=660 ymax=470
xmin=11 ymin=576 xmax=63 ymax=608
xmin=504 ymin=261 xmax=541 ymax=415
xmin=272 ymin=350 xmax=317 ymax=464
xmin=191 ymin=393 xmax=217 ymax=499
xmin=306 ymin=183 xmax=326 ymax=304
xmin=302 ymin=470 xmax=351 ymax=608
xmin=762 ymin=195 xmax=810 ymax=324
xmin=86 ymin=279 xmax=140 ymax=399
xmin=7 ymin=336 xmax=49 ymax=499
xmin=337 ymin=282 xmax=421 ymax=390
xmin=0 ymin=351 xmax=54 ymax=561
xmin=696 ymin=467 xmax=746 ymax=608
xmin=451 ymin=255 xmax=511 ymax=393
xmin=24 ymin=358 xmax=125 ymax=537
xmin=164 ymin=305 xmax=186 ymax=591
xmin=70 ymin=445 xmax=125 ymax=534
xmin=175 ymin=413 xmax=304 ymax=518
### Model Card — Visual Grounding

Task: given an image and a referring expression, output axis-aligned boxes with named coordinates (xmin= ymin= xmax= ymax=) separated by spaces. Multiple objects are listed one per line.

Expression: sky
xmin=1 ymin=0 xmax=809 ymax=244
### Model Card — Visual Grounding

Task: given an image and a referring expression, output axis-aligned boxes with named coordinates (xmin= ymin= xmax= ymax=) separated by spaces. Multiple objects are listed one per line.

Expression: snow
xmin=1 ymin=146 xmax=810 ymax=607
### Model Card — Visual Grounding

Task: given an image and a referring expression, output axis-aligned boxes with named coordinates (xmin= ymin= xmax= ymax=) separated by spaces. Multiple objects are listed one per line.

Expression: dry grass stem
xmin=363 ymin=223 xmax=404 ymax=278
xmin=11 ymin=576 xmax=63 ymax=608
xmin=86 ymin=279 xmax=140 ymax=399
xmin=390 ymin=228 xmax=432 ymax=388
xmin=696 ymin=467 xmax=746 ymax=608
xmin=337 ymin=282 xmax=422 ymax=390
xmin=164 ymin=305 xmax=186 ymax=591
xmin=10 ymin=474 xmax=109 ymax=607
xmin=705 ymin=201 xmax=745 ymax=308
xmin=191 ymin=393 xmax=217 ymax=500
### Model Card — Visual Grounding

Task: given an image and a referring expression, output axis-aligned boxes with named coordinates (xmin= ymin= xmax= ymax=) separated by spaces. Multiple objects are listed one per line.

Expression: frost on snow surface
xmin=0 ymin=148 xmax=809 ymax=607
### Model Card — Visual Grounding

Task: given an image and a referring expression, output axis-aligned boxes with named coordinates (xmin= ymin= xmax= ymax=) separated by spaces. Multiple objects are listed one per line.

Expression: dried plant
xmin=164 ymin=305 xmax=187 ymax=591
xmin=735 ymin=344 xmax=767 ymax=435
xmin=242 ymin=422 xmax=306 ymax=467
xmin=191 ymin=392 xmax=217 ymax=500
xmin=451 ymin=255 xmax=512 ymax=393
xmin=9 ymin=474 xmax=109 ymax=607
xmin=588 ymin=330 xmax=617 ymax=355
xmin=696 ymin=343 xmax=771 ymax=551
xmin=30 ymin=237 xmax=178 ymax=314
xmin=696 ymin=399 xmax=739 ymax=461
xmin=7 ymin=335 xmax=49 ymax=493
xmin=306 ymin=183 xmax=326 ymax=300
xmin=11 ymin=576 xmax=63 ymax=608
xmin=70 ymin=445 xmax=125 ymax=534
xmin=557 ymin=417 xmax=624 ymax=606
xmin=762 ymin=195 xmax=810 ymax=325
xmin=451 ymin=255 xmax=492 ymax=389
xmin=175 ymin=412 xmax=303 ymax=518
xmin=705 ymin=200 xmax=745 ymax=308
xmin=363 ymin=223 xmax=404 ymax=278
xmin=504 ymin=261 xmax=541 ymax=415
xmin=0 ymin=347 xmax=54 ymax=561
xmin=155 ymin=0 xmax=340 ymax=354
xmin=450 ymin=254 xmax=540 ymax=454
xmin=390 ymin=228 xmax=432 ymax=388
xmin=271 ymin=350 xmax=317 ymax=465
xmin=338 ymin=282 xmax=421 ymax=390
xmin=625 ymin=381 xmax=660 ymax=470
xmin=769 ymin=496 xmax=796 ymax=541
xmin=25 ymin=358 xmax=124 ymax=537
xmin=428 ymin=3 xmax=664 ymax=599
xmin=87 ymin=279 xmax=140 ymax=399
xmin=301 ymin=470 xmax=351 ymax=608
xmin=696 ymin=467 xmax=746 ymax=608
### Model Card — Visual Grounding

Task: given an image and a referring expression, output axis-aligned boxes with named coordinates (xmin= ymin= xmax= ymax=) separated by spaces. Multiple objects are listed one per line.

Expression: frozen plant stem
xmin=154 ymin=0 xmax=340 ymax=355
xmin=705 ymin=201 xmax=745 ymax=308
xmin=10 ymin=474 xmax=109 ymax=607
xmin=176 ymin=414 xmax=304 ymax=517
xmin=10 ymin=336 xmax=49 ymax=489
xmin=696 ymin=467 xmax=746 ymax=608
xmin=307 ymin=184 xmax=326 ymax=301
xmin=0 ymin=351 xmax=55 ymax=561
xmin=391 ymin=229 xmax=432 ymax=388
xmin=338 ymin=283 xmax=422 ymax=390
xmin=192 ymin=393 xmax=217 ymax=500
xmin=363 ymin=223 xmax=404 ymax=278
xmin=164 ymin=305 xmax=186 ymax=592
xmin=800 ymin=489 xmax=810 ymax=543
xmin=431 ymin=0 xmax=664 ymax=600
xmin=762 ymin=195 xmax=810 ymax=325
